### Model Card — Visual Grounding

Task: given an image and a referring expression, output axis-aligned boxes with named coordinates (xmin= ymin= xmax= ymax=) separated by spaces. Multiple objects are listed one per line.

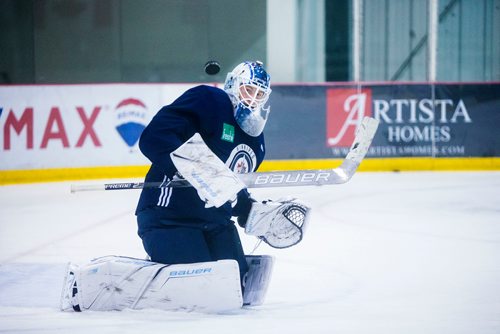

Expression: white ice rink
xmin=0 ymin=171 xmax=499 ymax=334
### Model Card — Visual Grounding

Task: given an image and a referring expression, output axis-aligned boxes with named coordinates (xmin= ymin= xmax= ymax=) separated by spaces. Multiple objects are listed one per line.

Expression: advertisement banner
xmin=1 ymin=83 xmax=498 ymax=174
xmin=0 ymin=84 xmax=197 ymax=170
xmin=265 ymin=83 xmax=500 ymax=159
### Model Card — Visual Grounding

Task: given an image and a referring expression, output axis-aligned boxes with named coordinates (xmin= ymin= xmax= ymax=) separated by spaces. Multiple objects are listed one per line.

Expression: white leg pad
xmin=61 ymin=256 xmax=243 ymax=313
xmin=243 ymin=255 xmax=274 ymax=306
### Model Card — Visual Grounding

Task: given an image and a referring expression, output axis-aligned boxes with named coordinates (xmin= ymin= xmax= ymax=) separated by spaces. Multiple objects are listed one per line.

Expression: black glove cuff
xmin=232 ymin=189 xmax=256 ymax=228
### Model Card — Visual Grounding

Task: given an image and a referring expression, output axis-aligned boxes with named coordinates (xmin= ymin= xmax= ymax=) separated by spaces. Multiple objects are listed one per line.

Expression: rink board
xmin=1 ymin=82 xmax=499 ymax=184
xmin=1 ymin=157 xmax=499 ymax=185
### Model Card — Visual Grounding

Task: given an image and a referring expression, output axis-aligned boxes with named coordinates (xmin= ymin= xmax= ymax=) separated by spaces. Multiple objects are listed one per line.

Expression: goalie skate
xmin=243 ymin=255 xmax=274 ymax=306
xmin=60 ymin=263 xmax=80 ymax=312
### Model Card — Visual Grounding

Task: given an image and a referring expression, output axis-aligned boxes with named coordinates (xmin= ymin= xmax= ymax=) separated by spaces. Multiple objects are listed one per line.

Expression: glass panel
xmin=1 ymin=0 xmax=266 ymax=84
xmin=1 ymin=0 xmax=498 ymax=84
xmin=438 ymin=0 xmax=500 ymax=82
xmin=0 ymin=0 xmax=35 ymax=83
xmin=33 ymin=0 xmax=121 ymax=83
xmin=120 ymin=0 xmax=267 ymax=83
xmin=361 ymin=0 xmax=429 ymax=81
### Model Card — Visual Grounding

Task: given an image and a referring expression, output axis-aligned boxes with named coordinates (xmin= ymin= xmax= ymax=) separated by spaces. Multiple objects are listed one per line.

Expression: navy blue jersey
xmin=136 ymin=85 xmax=265 ymax=225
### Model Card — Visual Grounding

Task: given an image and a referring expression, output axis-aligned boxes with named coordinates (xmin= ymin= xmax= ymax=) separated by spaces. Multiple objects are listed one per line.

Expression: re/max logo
xmin=1 ymin=106 xmax=101 ymax=150
xmin=169 ymin=267 xmax=212 ymax=277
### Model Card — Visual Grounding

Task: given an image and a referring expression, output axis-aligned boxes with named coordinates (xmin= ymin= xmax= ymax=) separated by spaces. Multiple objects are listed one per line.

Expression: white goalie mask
xmin=224 ymin=61 xmax=272 ymax=137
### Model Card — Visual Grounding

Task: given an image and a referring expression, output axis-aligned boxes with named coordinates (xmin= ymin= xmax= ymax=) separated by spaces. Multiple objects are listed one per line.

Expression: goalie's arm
xmin=139 ymin=110 xmax=189 ymax=177
xmin=138 ymin=87 xmax=215 ymax=178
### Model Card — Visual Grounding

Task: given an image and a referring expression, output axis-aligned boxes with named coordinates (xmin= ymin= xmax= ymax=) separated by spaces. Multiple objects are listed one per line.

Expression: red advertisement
xmin=326 ymin=88 xmax=373 ymax=147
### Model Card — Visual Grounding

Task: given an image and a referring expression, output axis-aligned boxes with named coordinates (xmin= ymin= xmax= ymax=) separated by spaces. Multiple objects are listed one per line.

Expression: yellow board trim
xmin=0 ymin=165 xmax=150 ymax=185
xmin=0 ymin=158 xmax=499 ymax=185
xmin=259 ymin=157 xmax=500 ymax=172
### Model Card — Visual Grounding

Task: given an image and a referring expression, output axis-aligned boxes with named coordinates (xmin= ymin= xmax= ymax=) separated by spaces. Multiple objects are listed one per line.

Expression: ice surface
xmin=1 ymin=172 xmax=499 ymax=333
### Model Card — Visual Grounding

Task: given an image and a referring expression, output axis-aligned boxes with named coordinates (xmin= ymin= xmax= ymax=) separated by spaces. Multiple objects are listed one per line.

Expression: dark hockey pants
xmin=137 ymin=210 xmax=248 ymax=282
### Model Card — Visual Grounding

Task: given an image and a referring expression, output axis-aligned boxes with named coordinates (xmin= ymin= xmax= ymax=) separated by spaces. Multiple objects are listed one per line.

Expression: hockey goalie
xmin=60 ymin=193 xmax=310 ymax=313
xmin=61 ymin=61 xmax=311 ymax=313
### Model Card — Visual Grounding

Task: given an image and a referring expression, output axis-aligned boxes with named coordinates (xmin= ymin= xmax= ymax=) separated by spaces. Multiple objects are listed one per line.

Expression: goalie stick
xmin=71 ymin=117 xmax=379 ymax=193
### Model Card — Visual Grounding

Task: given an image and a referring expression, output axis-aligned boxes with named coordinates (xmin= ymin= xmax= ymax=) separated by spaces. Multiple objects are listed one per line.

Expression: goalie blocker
xmin=170 ymin=132 xmax=246 ymax=208
xmin=60 ymin=255 xmax=274 ymax=313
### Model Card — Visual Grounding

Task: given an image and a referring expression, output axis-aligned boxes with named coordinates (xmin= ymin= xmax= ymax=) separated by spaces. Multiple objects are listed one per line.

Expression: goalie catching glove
xmin=242 ymin=198 xmax=311 ymax=248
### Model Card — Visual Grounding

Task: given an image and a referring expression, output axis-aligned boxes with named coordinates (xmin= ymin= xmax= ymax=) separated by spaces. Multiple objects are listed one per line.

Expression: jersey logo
xmin=221 ymin=123 xmax=235 ymax=143
xmin=226 ymin=144 xmax=257 ymax=173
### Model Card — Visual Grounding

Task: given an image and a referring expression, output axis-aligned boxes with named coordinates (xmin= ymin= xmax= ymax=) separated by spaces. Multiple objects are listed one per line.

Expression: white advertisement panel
xmin=0 ymin=84 xmax=201 ymax=170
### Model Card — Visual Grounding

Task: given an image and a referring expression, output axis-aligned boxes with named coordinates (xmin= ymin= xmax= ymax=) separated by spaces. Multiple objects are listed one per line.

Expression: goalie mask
xmin=224 ymin=61 xmax=272 ymax=137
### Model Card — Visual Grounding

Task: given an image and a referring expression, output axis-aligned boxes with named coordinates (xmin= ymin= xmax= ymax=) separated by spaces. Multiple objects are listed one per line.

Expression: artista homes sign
xmin=326 ymin=85 xmax=477 ymax=157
